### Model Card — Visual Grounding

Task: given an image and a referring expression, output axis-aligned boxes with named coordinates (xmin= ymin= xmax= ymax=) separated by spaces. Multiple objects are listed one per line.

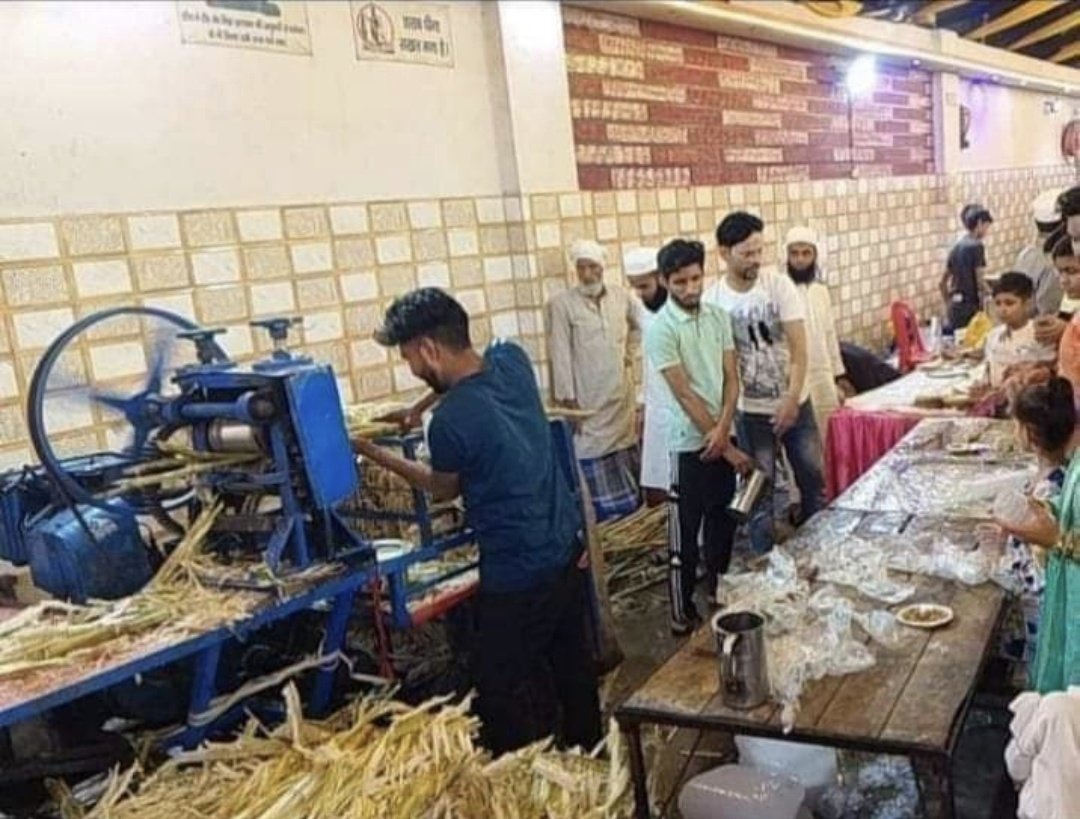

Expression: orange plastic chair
xmin=890 ymin=301 xmax=931 ymax=374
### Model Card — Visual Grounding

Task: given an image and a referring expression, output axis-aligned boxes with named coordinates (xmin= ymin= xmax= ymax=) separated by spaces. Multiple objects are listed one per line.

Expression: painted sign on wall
xmin=351 ymin=2 xmax=453 ymax=67
xmin=177 ymin=1 xmax=312 ymax=56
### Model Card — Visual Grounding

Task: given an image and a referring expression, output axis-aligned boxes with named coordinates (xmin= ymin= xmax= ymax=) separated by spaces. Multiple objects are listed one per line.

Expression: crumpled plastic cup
xmin=993 ymin=491 xmax=1037 ymax=529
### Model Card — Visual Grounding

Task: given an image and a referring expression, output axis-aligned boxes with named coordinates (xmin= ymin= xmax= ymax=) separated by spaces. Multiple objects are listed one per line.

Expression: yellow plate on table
xmin=896 ymin=603 xmax=954 ymax=630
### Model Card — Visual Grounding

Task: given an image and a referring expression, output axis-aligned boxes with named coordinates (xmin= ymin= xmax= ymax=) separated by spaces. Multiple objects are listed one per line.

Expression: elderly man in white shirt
xmin=783 ymin=227 xmax=852 ymax=436
xmin=623 ymin=247 xmax=670 ymax=507
xmin=546 ymin=239 xmax=642 ymax=521
xmin=1015 ymin=189 xmax=1066 ymax=318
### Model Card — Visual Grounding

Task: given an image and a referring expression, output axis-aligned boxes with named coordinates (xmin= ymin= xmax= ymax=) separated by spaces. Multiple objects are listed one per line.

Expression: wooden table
xmin=616 ymin=574 xmax=1004 ymax=818
xmin=616 ymin=419 xmax=1016 ymax=818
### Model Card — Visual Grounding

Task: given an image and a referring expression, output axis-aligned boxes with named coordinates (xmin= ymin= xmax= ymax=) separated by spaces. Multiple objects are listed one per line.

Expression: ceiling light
xmin=846 ymin=54 xmax=878 ymax=98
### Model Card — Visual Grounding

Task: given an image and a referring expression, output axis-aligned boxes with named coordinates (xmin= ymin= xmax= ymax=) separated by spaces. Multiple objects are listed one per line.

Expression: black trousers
xmin=668 ymin=450 xmax=737 ymax=620
xmin=473 ymin=561 xmax=602 ymax=755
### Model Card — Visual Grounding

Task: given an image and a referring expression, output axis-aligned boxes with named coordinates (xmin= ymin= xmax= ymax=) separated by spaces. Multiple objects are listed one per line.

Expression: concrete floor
xmin=603 ymin=581 xmax=1019 ymax=819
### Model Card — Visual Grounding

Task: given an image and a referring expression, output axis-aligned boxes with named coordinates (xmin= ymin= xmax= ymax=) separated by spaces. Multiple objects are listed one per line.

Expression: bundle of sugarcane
xmin=344 ymin=401 xmax=406 ymax=439
xmin=107 ymin=440 xmax=261 ymax=497
xmin=597 ymin=504 xmax=667 ymax=554
xmin=0 ymin=503 xmax=254 ymax=688
xmin=66 ymin=683 xmax=631 ymax=819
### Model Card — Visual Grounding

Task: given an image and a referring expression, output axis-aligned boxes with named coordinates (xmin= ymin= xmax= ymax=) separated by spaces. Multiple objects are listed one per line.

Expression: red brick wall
xmin=563 ymin=6 xmax=935 ymax=190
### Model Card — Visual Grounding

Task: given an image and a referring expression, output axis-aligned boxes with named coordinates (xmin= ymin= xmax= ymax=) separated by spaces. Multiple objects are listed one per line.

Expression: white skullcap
xmin=568 ymin=239 xmax=605 ymax=266
xmin=784 ymin=226 xmax=820 ymax=249
xmin=623 ymin=247 xmax=659 ymax=279
xmin=1033 ymin=189 xmax=1064 ymax=225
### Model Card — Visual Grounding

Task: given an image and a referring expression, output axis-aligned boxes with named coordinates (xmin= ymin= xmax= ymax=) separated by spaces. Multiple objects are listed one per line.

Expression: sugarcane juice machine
xmin=0 ymin=307 xmax=371 ymax=603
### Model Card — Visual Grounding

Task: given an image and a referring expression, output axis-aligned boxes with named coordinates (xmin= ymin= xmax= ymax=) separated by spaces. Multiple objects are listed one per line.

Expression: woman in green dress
xmin=998 ymin=377 xmax=1080 ymax=693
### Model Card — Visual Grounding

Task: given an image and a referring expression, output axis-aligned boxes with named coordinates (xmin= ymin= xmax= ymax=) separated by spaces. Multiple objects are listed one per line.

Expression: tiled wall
xmin=563 ymin=6 xmax=935 ymax=190
xmin=0 ymin=164 xmax=1075 ymax=469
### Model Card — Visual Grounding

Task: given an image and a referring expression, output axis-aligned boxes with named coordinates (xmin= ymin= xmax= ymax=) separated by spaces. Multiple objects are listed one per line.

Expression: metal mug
xmin=727 ymin=467 xmax=767 ymax=522
xmin=712 ymin=610 xmax=769 ymax=710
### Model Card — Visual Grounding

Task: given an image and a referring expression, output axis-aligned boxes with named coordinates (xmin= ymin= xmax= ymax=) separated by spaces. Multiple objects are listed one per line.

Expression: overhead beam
xmin=965 ymin=1 xmax=1065 ymax=42
xmin=1007 ymin=9 xmax=1080 ymax=51
xmin=912 ymin=0 xmax=971 ymax=26
xmin=1048 ymin=40 xmax=1080 ymax=64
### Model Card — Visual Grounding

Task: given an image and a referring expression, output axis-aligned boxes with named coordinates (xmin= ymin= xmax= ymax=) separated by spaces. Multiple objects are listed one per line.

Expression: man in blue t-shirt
xmin=355 ymin=287 xmax=601 ymax=754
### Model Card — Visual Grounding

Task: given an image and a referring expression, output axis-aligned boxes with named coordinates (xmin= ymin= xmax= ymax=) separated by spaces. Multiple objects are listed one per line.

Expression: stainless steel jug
xmin=727 ymin=467 xmax=767 ymax=522
xmin=711 ymin=610 xmax=769 ymax=710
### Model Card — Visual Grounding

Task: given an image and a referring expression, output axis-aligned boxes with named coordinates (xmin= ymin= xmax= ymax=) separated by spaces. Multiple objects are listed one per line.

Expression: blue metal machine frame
xmin=0 ymin=566 xmax=377 ymax=749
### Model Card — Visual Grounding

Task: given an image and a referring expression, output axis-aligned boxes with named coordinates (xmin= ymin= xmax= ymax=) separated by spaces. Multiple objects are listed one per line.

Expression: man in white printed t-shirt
xmin=704 ymin=211 xmax=825 ymax=553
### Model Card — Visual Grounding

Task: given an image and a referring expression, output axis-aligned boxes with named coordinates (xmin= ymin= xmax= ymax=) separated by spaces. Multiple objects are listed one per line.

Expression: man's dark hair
xmin=1052 ymin=235 xmax=1077 ymax=260
xmin=715 ymin=211 xmax=764 ymax=248
xmin=374 ymin=287 xmax=471 ymax=349
xmin=657 ymin=239 xmax=705 ymax=278
xmin=1059 ymin=186 xmax=1080 ymax=219
xmin=961 ymin=203 xmax=993 ymax=232
xmin=991 ymin=272 xmax=1033 ymax=300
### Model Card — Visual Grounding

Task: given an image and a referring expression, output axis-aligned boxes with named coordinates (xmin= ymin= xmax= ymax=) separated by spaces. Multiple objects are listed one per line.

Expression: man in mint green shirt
xmin=646 ymin=239 xmax=750 ymax=634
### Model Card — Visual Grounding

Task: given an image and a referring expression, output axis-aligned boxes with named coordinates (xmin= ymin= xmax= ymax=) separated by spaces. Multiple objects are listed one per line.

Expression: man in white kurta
xmin=783 ymin=227 xmax=851 ymax=438
xmin=546 ymin=240 xmax=641 ymax=521
xmin=622 ymin=247 xmax=670 ymax=506
xmin=1006 ymin=687 xmax=1080 ymax=819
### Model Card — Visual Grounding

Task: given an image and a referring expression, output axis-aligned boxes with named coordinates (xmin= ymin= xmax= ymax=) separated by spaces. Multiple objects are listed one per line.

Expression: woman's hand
xmin=996 ymin=500 xmax=1059 ymax=548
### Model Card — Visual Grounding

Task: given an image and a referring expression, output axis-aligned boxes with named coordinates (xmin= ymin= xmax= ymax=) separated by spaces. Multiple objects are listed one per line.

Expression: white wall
xmin=956 ymin=80 xmax=1079 ymax=172
xmin=0 ymin=1 xmax=516 ymax=216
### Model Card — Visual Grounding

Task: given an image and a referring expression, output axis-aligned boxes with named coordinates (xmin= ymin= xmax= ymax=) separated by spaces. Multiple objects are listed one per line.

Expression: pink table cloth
xmin=826 ymin=407 xmax=921 ymax=500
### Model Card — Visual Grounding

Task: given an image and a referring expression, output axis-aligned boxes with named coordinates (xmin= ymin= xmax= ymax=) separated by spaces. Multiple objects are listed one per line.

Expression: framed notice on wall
xmin=176 ymin=1 xmax=312 ymax=56
xmin=350 ymin=2 xmax=454 ymax=68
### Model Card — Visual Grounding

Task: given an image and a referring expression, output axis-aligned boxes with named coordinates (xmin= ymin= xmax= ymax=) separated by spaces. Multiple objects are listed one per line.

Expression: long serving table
xmin=616 ymin=419 xmax=1028 ymax=819
xmin=826 ymin=360 xmax=984 ymax=498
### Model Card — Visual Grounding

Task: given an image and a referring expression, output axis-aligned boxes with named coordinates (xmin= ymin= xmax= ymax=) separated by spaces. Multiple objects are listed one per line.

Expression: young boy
xmin=941 ymin=204 xmax=993 ymax=330
xmin=985 ymin=272 xmax=1037 ymax=388
xmin=1053 ymin=237 xmax=1080 ymax=395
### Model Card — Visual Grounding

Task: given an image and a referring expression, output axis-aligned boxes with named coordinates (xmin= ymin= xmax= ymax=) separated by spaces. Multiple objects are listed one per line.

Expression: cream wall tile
xmin=532 ymin=195 xmax=559 ymax=221
xmin=222 ymin=324 xmax=254 ymax=357
xmin=236 ymin=209 xmax=283 ymax=242
xmin=345 ymin=303 xmax=383 ymax=336
xmin=340 ymin=272 xmax=378 ymax=302
xmin=356 ymin=368 xmax=393 ymax=399
xmin=491 ymin=311 xmax=520 ymax=338
xmin=250 ymin=282 xmax=296 ymax=315
xmin=559 ymin=193 xmax=583 ymax=218
xmin=73 ymin=259 xmax=132 ymax=298
xmin=13 ymin=307 xmax=73 ymax=349
xmin=596 ymin=217 xmax=618 ymax=241
xmin=375 ymin=234 xmax=413 ymax=264
xmin=334 ymin=238 xmax=375 ymax=269
xmin=417 ymin=261 xmax=451 ymax=288
xmin=304 ymin=311 xmax=344 ymax=343
xmin=483 ymin=256 xmax=513 ymax=283
xmin=243 ymin=245 xmax=291 ymax=280
xmin=451 ymin=258 xmax=483 ymax=288
xmin=476 ymin=198 xmax=506 ymax=224
xmin=413 ymin=230 xmax=447 ymax=262
xmin=61 ymin=216 xmax=125 ymax=256
xmin=640 ymin=213 xmax=660 ymax=237
xmin=392 ymin=362 xmax=424 ymax=393
xmin=133 ymin=253 xmax=189 ymax=291
xmin=41 ymin=401 xmax=91 ymax=435
xmin=408 ymin=201 xmax=442 ymax=229
xmin=0 ymin=223 xmax=59 ymax=262
xmin=191 ymin=249 xmax=241 ymax=284
xmin=89 ymin=340 xmax=146 ymax=381
xmin=458 ymin=288 xmax=487 ymax=315
xmin=297 ymin=277 xmax=338 ymax=309
xmin=128 ymin=214 xmax=181 ymax=250
xmin=0 ymin=360 xmax=17 ymax=399
xmin=329 ymin=205 xmax=369 ymax=236
xmin=442 ymin=200 xmax=476 ymax=228
xmin=657 ymin=190 xmax=677 ymax=211
xmin=447 ymin=229 xmax=479 ymax=257
xmin=1 ymin=265 xmax=69 ymax=306
xmin=196 ymin=285 xmax=248 ymax=323
xmin=182 ymin=211 xmax=235 ymax=247
xmin=370 ymin=203 xmax=408 ymax=233
xmin=290 ymin=242 xmax=332 ymax=274
xmin=504 ymin=197 xmax=525 ymax=222
xmin=378 ymin=264 xmax=415 ymax=296
xmin=142 ymin=293 xmax=196 ymax=322
xmin=535 ymin=222 xmax=561 ymax=249
xmin=0 ymin=447 xmax=32 ymax=470
xmin=284 ymin=207 xmax=328 ymax=240
xmin=350 ymin=339 xmax=387 ymax=368
xmin=616 ymin=191 xmax=637 ymax=214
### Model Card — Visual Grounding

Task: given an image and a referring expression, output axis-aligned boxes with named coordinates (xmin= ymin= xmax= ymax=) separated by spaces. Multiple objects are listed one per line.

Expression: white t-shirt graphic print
xmin=704 ymin=269 xmax=810 ymax=415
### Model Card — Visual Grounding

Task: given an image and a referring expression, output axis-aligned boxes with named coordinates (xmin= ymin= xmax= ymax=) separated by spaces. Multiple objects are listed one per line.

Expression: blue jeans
xmin=736 ymin=401 xmax=825 ymax=554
